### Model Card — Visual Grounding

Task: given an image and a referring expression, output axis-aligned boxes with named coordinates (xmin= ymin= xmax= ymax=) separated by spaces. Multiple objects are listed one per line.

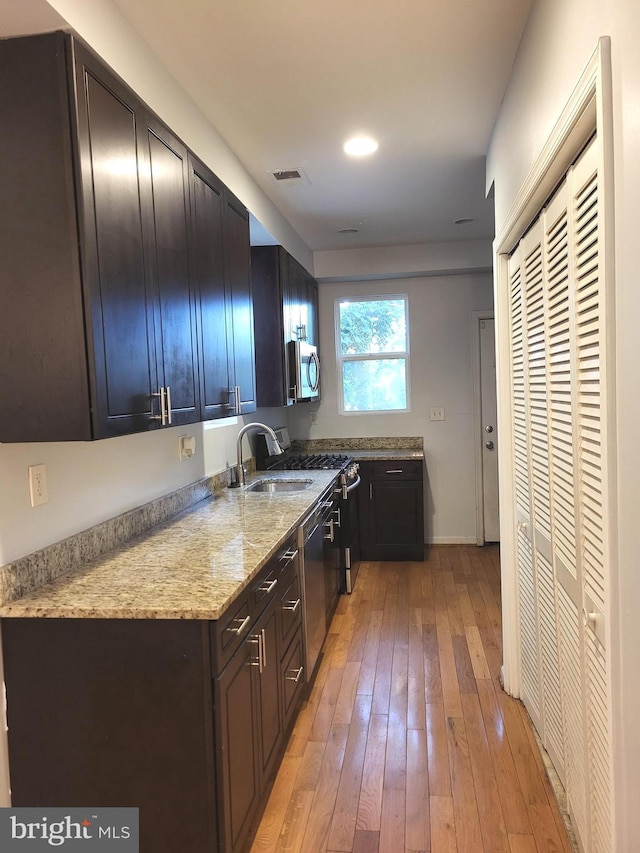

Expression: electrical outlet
xmin=28 ymin=463 xmax=48 ymax=507
xmin=430 ymin=406 xmax=445 ymax=422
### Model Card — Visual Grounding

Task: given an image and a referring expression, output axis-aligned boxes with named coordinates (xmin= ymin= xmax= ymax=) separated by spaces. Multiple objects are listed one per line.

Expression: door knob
xmin=485 ymin=441 xmax=494 ymax=450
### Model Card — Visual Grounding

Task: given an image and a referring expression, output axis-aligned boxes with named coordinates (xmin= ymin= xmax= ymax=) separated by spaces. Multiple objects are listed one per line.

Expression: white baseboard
xmin=429 ymin=536 xmax=479 ymax=545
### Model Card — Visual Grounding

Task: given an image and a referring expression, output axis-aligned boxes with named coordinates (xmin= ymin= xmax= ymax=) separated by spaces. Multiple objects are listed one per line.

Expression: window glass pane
xmin=339 ymin=299 xmax=406 ymax=355
xmin=342 ymin=358 xmax=407 ymax=411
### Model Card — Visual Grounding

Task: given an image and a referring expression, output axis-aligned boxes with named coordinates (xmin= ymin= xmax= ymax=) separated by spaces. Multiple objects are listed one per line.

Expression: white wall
xmin=487 ymin=0 xmax=640 ymax=845
xmin=287 ymin=274 xmax=494 ymax=543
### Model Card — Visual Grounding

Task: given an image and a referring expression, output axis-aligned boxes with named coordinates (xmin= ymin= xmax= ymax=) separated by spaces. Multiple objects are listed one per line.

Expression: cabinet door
xmin=254 ymin=604 xmax=283 ymax=789
xmin=224 ymin=191 xmax=256 ymax=414
xmin=215 ymin=637 xmax=260 ymax=853
xmin=369 ymin=480 xmax=424 ymax=560
xmin=189 ymin=155 xmax=233 ymax=419
xmin=140 ymin=116 xmax=199 ymax=426
xmin=73 ymin=42 xmax=159 ymax=437
xmin=302 ymin=270 xmax=319 ymax=346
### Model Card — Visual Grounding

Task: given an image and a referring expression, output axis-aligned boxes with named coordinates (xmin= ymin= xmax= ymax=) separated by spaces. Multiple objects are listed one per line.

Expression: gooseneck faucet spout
xmin=230 ymin=423 xmax=284 ymax=487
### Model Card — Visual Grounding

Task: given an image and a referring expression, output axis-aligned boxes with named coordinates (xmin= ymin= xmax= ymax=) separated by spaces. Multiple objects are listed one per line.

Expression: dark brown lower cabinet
xmin=2 ymin=536 xmax=305 ymax=853
xmin=358 ymin=459 xmax=425 ymax=561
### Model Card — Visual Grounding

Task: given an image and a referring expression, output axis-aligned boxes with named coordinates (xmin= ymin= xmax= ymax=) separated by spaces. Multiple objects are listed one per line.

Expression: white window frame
xmin=334 ymin=294 xmax=411 ymax=415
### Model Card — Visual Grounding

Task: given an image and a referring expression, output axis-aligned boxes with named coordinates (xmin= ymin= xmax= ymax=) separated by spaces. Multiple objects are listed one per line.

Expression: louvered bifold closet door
xmin=571 ymin=138 xmax=612 ymax=853
xmin=543 ymin=181 xmax=588 ymax=842
xmin=508 ymin=244 xmax=542 ymax=730
xmin=522 ymin=219 xmax=566 ymax=781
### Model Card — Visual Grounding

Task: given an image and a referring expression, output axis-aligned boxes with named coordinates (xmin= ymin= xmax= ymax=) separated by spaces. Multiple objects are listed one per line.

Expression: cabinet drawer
xmin=279 ymin=572 xmax=302 ymax=653
xmin=369 ymin=460 xmax=422 ymax=480
xmin=281 ymin=628 xmax=305 ymax=728
xmin=210 ymin=590 xmax=251 ymax=676
xmin=253 ymin=533 xmax=299 ymax=615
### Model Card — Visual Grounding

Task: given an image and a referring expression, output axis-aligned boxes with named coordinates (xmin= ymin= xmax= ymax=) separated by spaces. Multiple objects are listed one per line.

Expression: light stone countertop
xmin=348 ymin=449 xmax=424 ymax=462
xmin=0 ymin=470 xmax=340 ymax=622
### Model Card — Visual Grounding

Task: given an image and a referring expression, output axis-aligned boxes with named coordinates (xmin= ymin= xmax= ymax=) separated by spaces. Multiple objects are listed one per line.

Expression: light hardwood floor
xmin=251 ymin=545 xmax=573 ymax=853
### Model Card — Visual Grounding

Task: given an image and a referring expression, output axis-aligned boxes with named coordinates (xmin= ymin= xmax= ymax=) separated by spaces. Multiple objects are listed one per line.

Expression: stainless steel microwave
xmin=288 ymin=340 xmax=320 ymax=401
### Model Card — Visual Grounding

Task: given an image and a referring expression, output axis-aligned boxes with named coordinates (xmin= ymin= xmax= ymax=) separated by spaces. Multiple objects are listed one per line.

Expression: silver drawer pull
xmin=247 ymin=634 xmax=263 ymax=673
xmin=285 ymin=666 xmax=304 ymax=683
xmin=227 ymin=614 xmax=251 ymax=637
xmin=257 ymin=578 xmax=278 ymax=595
xmin=280 ymin=548 xmax=299 ymax=564
xmin=386 ymin=469 xmax=403 ymax=474
xmin=283 ymin=598 xmax=301 ymax=613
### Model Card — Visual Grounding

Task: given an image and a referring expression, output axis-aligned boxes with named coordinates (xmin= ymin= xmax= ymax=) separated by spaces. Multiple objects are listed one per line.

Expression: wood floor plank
xmin=327 ymin=694 xmax=372 ymax=851
xmin=452 ymin=634 xmax=478 ymax=695
xmin=356 ymin=714 xmax=388 ymax=831
xmin=356 ymin=610 xmax=383 ymax=696
xmin=423 ymin=623 xmax=443 ymax=704
xmin=388 ymin=643 xmax=408 ymax=730
xmin=334 ymin=661 xmax=362 ymax=725
xmin=508 ymin=833 xmax=538 ymax=853
xmin=405 ymin=727 xmax=430 ymax=851
xmin=429 ymin=795 xmax=457 ymax=853
xmin=497 ymin=690 xmax=549 ymax=806
xmin=436 ymin=609 xmax=463 ymax=717
xmin=250 ymin=755 xmax=302 ymax=852
xmin=379 ymin=787 xmax=406 ymax=853
xmin=425 ymin=703 xmax=451 ymax=797
xmin=294 ymin=740 xmax=327 ymax=792
xmin=276 ymin=789 xmax=315 ymax=853
xmin=301 ymin=723 xmax=349 ymax=852
xmin=476 ymin=679 xmax=532 ymax=835
xmin=461 ymin=691 xmax=510 ymax=852
xmin=407 ymin=606 xmax=427 ymax=730
xmin=528 ymin=802 xmax=571 ymax=853
xmin=464 ymin=624 xmax=492 ymax=680
xmin=445 ymin=714 xmax=483 ymax=853
xmin=351 ymin=829 xmax=379 ymax=853
xmin=310 ymin=666 xmax=346 ymax=742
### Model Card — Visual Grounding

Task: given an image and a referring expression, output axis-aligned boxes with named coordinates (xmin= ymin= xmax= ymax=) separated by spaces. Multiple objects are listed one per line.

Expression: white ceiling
xmin=4 ymin=0 xmax=533 ymax=252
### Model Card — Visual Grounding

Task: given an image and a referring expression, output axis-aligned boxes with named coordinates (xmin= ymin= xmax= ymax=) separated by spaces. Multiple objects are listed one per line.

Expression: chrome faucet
xmin=230 ymin=423 xmax=284 ymax=487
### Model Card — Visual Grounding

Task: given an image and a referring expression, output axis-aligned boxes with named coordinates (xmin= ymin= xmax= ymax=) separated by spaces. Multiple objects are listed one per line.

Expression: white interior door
xmin=479 ymin=317 xmax=500 ymax=541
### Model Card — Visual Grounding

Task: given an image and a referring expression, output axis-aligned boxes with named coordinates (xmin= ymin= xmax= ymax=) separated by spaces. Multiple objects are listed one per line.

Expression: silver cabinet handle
xmin=333 ymin=508 xmax=341 ymax=527
xmin=235 ymin=384 xmax=241 ymax=414
xmin=386 ymin=469 xmax=403 ymax=474
xmin=286 ymin=666 xmax=304 ymax=683
xmin=257 ymin=578 xmax=278 ymax=595
xmin=283 ymin=598 xmax=301 ymax=613
xmin=323 ymin=518 xmax=334 ymax=542
xmin=225 ymin=387 xmax=237 ymax=411
xmin=369 ymin=483 xmax=373 ymax=500
xmin=248 ymin=634 xmax=263 ymax=673
xmin=165 ymin=385 xmax=172 ymax=425
xmin=279 ymin=548 xmax=299 ymax=565
xmin=227 ymin=614 xmax=251 ymax=637
xmin=151 ymin=388 xmax=166 ymax=425
xmin=261 ymin=627 xmax=267 ymax=669
xmin=289 ymin=385 xmax=297 ymax=402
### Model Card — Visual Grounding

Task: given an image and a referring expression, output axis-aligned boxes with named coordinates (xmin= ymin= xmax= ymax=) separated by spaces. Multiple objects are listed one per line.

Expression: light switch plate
xmin=430 ymin=406 xmax=445 ymax=422
xmin=29 ymin=463 xmax=48 ymax=506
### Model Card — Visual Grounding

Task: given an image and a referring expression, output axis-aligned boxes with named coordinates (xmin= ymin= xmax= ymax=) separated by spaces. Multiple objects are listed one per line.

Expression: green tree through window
xmin=336 ymin=297 xmax=409 ymax=412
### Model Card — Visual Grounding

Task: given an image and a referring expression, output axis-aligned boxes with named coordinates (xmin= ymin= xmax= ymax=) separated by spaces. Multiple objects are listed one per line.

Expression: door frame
xmin=471 ymin=310 xmax=497 ymax=546
xmin=493 ymin=38 xmax=613 ymax=698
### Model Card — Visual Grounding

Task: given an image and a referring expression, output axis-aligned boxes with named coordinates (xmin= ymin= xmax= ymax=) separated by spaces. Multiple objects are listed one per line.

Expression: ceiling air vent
xmin=272 ymin=169 xmax=302 ymax=181
xmin=269 ymin=167 xmax=310 ymax=185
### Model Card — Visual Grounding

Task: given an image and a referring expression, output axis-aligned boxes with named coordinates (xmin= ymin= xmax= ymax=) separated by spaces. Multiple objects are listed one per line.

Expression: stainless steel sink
xmin=246 ymin=478 xmax=313 ymax=493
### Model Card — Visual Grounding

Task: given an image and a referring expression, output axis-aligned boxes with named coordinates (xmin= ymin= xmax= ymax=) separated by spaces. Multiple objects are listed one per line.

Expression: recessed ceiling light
xmin=343 ymin=136 xmax=379 ymax=157
xmin=454 ymin=217 xmax=475 ymax=225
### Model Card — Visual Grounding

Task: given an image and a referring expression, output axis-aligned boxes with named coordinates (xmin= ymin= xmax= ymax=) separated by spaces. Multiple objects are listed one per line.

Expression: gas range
xmin=267 ymin=452 xmax=351 ymax=472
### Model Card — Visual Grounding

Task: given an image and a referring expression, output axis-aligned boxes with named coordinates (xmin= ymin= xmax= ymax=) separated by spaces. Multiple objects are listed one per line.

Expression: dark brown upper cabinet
xmin=0 ymin=31 xmax=254 ymax=441
xmin=251 ymin=246 xmax=319 ymax=408
xmin=189 ymin=155 xmax=256 ymax=419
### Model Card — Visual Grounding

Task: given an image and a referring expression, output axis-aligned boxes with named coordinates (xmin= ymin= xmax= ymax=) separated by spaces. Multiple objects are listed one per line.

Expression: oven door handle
xmin=346 ymin=474 xmax=361 ymax=494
